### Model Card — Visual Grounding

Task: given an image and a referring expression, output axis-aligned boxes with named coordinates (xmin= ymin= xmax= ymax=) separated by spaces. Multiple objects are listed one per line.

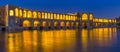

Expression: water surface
xmin=0 ymin=28 xmax=119 ymax=52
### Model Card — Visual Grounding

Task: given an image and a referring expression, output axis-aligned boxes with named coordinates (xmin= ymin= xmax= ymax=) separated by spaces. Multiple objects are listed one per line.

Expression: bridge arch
xmin=90 ymin=14 xmax=93 ymax=20
xmin=34 ymin=20 xmax=40 ymax=27
xmin=54 ymin=21 xmax=58 ymax=27
xmin=60 ymin=21 xmax=65 ymax=27
xmin=66 ymin=22 xmax=70 ymax=27
xmin=48 ymin=22 xmax=52 ymax=27
xmin=71 ymin=22 xmax=74 ymax=27
xmin=82 ymin=22 xmax=87 ymax=28
xmin=82 ymin=13 xmax=88 ymax=20
xmin=23 ymin=20 xmax=31 ymax=27
xmin=42 ymin=21 xmax=47 ymax=27
xmin=76 ymin=22 xmax=79 ymax=27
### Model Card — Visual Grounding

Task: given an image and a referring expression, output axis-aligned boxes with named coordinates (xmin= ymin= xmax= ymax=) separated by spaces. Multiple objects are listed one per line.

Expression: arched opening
xmin=38 ymin=12 xmax=41 ymax=18
xmin=48 ymin=22 xmax=52 ymax=27
xmin=42 ymin=21 xmax=47 ymax=27
xmin=48 ymin=13 xmax=51 ymax=19
xmin=66 ymin=22 xmax=70 ymax=27
xmin=33 ymin=11 xmax=37 ymax=18
xmin=82 ymin=22 xmax=87 ymax=28
xmin=90 ymin=14 xmax=93 ymax=20
xmin=42 ymin=12 xmax=45 ymax=19
xmin=96 ymin=23 xmax=99 ymax=27
xmin=76 ymin=22 xmax=79 ymax=27
xmin=27 ymin=11 xmax=32 ymax=18
xmin=71 ymin=22 xmax=74 ymax=27
xmin=23 ymin=20 xmax=31 ymax=27
xmin=9 ymin=10 xmax=14 ymax=16
xmin=54 ymin=22 xmax=58 ymax=27
xmin=15 ymin=8 xmax=19 ymax=17
xmin=82 ymin=13 xmax=88 ymax=20
xmin=23 ymin=10 xmax=27 ymax=18
xmin=19 ymin=9 xmax=22 ymax=17
xmin=34 ymin=21 xmax=40 ymax=27
xmin=60 ymin=21 xmax=64 ymax=27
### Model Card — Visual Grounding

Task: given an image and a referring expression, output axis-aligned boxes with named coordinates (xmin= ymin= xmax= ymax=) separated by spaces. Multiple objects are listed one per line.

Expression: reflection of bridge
xmin=0 ymin=5 xmax=116 ymax=30
xmin=5 ymin=28 xmax=117 ymax=52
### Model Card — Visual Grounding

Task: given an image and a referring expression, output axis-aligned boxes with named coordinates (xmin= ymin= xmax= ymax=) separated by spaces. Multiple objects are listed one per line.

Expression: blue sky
xmin=0 ymin=0 xmax=119 ymax=18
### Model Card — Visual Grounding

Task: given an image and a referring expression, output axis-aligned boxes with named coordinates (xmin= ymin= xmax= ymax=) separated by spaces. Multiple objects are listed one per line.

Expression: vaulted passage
xmin=66 ymin=22 xmax=70 ymax=27
xmin=82 ymin=22 xmax=88 ymax=28
xmin=42 ymin=21 xmax=47 ymax=27
xmin=60 ymin=21 xmax=65 ymax=27
xmin=71 ymin=22 xmax=74 ymax=27
xmin=23 ymin=20 xmax=31 ymax=27
xmin=76 ymin=22 xmax=79 ymax=27
xmin=34 ymin=21 xmax=40 ymax=27
xmin=54 ymin=22 xmax=58 ymax=27
xmin=48 ymin=22 xmax=52 ymax=27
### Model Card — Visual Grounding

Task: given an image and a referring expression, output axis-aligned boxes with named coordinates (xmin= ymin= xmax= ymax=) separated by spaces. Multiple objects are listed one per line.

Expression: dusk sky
xmin=0 ymin=0 xmax=119 ymax=18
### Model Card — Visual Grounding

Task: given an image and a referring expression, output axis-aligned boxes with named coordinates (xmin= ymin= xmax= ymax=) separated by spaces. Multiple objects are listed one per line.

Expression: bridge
xmin=0 ymin=5 xmax=116 ymax=31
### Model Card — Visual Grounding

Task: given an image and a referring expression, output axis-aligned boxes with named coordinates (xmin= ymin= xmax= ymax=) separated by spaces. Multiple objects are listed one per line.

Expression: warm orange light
xmin=42 ymin=12 xmax=45 ymax=19
xmin=60 ymin=21 xmax=64 ymax=27
xmin=33 ymin=11 xmax=37 ymax=18
xmin=27 ymin=10 xmax=32 ymax=18
xmin=23 ymin=10 xmax=27 ymax=18
xmin=19 ymin=9 xmax=22 ymax=17
xmin=48 ymin=13 xmax=51 ymax=19
xmin=9 ymin=10 xmax=14 ymax=16
xmin=99 ymin=18 xmax=103 ymax=22
xmin=82 ymin=13 xmax=88 ymax=20
xmin=54 ymin=13 xmax=57 ymax=20
xmin=60 ymin=14 xmax=63 ymax=20
xmin=57 ymin=14 xmax=60 ymax=20
xmin=90 ymin=14 xmax=93 ymax=20
xmin=42 ymin=21 xmax=46 ymax=27
xmin=50 ymin=13 xmax=53 ymax=19
xmin=94 ymin=18 xmax=99 ymax=22
xmin=15 ymin=8 xmax=19 ymax=17
xmin=104 ymin=19 xmax=109 ymax=23
xmin=34 ymin=21 xmax=40 ymax=27
xmin=63 ymin=15 xmax=65 ymax=20
xmin=66 ymin=15 xmax=69 ymax=20
xmin=23 ymin=20 xmax=31 ymax=27
xmin=45 ymin=13 xmax=47 ymax=19
xmin=38 ymin=12 xmax=41 ymax=18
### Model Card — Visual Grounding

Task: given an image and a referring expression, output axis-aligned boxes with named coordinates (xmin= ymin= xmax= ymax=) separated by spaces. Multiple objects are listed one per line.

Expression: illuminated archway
xmin=42 ymin=21 xmax=47 ymax=27
xmin=9 ymin=10 xmax=14 ymax=16
xmin=33 ymin=11 xmax=37 ymax=18
xmin=71 ymin=22 xmax=74 ymax=26
xmin=27 ymin=11 xmax=32 ymax=18
xmin=66 ymin=22 xmax=70 ymax=27
xmin=15 ymin=8 xmax=19 ymax=17
xmin=82 ymin=22 xmax=87 ymax=27
xmin=96 ymin=23 xmax=99 ymax=27
xmin=48 ymin=22 xmax=52 ymax=27
xmin=38 ymin=12 xmax=41 ymax=18
xmin=54 ymin=22 xmax=58 ymax=27
xmin=34 ymin=21 xmax=40 ymax=27
xmin=19 ymin=9 xmax=22 ymax=17
xmin=82 ymin=13 xmax=88 ymax=20
xmin=60 ymin=21 xmax=64 ymax=27
xmin=23 ymin=10 xmax=27 ymax=18
xmin=90 ymin=14 xmax=93 ymax=20
xmin=23 ymin=20 xmax=31 ymax=27
xmin=76 ymin=22 xmax=79 ymax=27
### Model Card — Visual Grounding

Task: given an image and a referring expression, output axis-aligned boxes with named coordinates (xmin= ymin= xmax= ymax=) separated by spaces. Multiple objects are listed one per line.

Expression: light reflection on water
xmin=3 ymin=28 xmax=119 ymax=52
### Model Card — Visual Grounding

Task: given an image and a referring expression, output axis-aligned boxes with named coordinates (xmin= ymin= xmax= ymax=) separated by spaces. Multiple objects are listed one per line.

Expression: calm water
xmin=0 ymin=28 xmax=119 ymax=52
